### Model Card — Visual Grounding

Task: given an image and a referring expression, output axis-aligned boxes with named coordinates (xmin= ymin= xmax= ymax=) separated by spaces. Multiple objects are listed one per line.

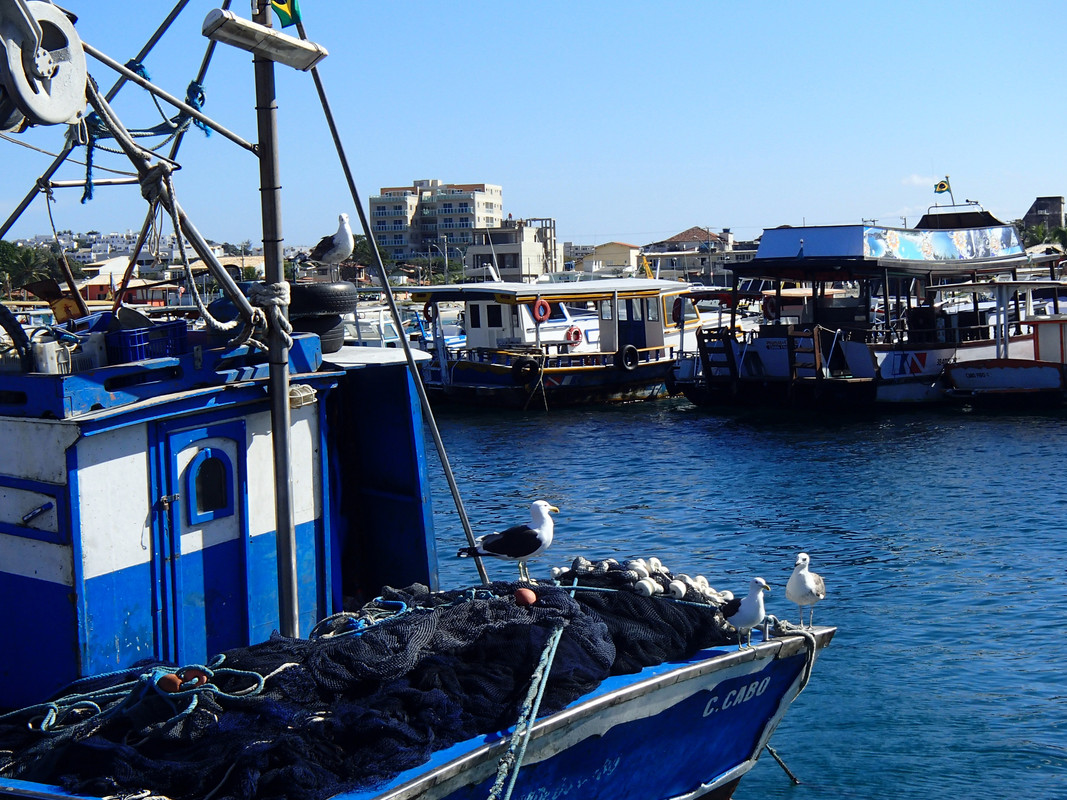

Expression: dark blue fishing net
xmin=0 ymin=574 xmax=731 ymax=800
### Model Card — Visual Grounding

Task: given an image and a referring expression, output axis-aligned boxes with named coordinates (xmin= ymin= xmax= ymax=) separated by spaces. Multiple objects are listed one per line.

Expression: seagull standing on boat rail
xmin=458 ymin=500 xmax=559 ymax=582
xmin=721 ymin=577 xmax=770 ymax=649
xmin=306 ymin=213 xmax=354 ymax=265
xmin=785 ymin=552 xmax=826 ymax=629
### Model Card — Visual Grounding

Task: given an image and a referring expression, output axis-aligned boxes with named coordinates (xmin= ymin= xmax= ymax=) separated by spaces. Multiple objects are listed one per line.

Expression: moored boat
xmin=673 ymin=204 xmax=1063 ymax=409
xmin=413 ymin=280 xmax=707 ymax=409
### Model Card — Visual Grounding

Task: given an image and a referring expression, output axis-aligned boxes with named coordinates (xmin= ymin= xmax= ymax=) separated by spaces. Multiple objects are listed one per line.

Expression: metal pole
xmin=253 ymin=2 xmax=299 ymax=637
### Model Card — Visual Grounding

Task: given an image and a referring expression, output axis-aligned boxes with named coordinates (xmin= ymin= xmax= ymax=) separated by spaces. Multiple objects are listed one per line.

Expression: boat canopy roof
xmin=411 ymin=278 xmax=691 ymax=304
xmin=734 ymin=222 xmax=1045 ymax=282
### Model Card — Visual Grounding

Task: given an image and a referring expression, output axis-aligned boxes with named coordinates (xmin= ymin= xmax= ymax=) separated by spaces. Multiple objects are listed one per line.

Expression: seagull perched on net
xmin=785 ymin=552 xmax=826 ymax=629
xmin=457 ymin=500 xmax=559 ymax=582
xmin=721 ymin=577 xmax=770 ymax=649
xmin=306 ymin=213 xmax=354 ymax=264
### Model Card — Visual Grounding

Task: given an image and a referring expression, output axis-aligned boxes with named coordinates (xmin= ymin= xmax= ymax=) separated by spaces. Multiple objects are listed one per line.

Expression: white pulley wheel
xmin=0 ymin=1 xmax=86 ymax=126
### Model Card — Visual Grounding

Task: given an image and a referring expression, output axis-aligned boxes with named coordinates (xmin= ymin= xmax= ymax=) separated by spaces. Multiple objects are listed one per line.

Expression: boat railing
xmin=441 ymin=344 xmax=673 ymax=371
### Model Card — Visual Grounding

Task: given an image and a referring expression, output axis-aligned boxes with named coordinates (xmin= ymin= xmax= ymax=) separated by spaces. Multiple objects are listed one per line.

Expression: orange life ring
xmin=565 ymin=325 xmax=583 ymax=344
xmin=762 ymin=295 xmax=777 ymax=319
xmin=532 ymin=298 xmax=551 ymax=323
xmin=423 ymin=302 xmax=437 ymax=322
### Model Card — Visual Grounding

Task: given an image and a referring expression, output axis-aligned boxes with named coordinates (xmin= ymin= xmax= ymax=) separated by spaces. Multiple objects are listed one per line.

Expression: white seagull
xmin=721 ymin=577 xmax=770 ymax=649
xmin=458 ymin=500 xmax=559 ymax=582
xmin=307 ymin=213 xmax=354 ymax=264
xmin=785 ymin=552 xmax=826 ymax=629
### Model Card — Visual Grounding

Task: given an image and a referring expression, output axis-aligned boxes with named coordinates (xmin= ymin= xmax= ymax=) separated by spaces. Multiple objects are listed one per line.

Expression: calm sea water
xmin=425 ymin=399 xmax=1067 ymax=800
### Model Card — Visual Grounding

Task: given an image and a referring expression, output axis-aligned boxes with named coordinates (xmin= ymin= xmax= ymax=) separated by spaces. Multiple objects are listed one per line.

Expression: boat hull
xmin=943 ymin=358 xmax=1067 ymax=407
xmin=357 ymin=628 xmax=833 ymax=800
xmin=423 ymin=356 xmax=673 ymax=408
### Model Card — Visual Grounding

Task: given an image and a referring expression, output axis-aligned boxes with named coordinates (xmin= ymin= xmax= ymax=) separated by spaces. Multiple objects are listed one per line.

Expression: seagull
xmin=306 ymin=213 xmax=354 ymax=264
xmin=721 ymin=577 xmax=770 ymax=649
xmin=785 ymin=552 xmax=826 ymax=629
xmin=457 ymin=500 xmax=559 ymax=582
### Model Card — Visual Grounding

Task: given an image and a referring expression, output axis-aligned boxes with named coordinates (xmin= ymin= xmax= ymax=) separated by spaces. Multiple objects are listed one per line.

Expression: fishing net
xmin=0 ymin=563 xmax=734 ymax=800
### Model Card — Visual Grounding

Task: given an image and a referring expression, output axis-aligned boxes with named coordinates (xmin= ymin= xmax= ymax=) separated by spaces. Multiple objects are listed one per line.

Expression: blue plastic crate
xmin=148 ymin=319 xmax=188 ymax=357
xmin=105 ymin=327 xmax=150 ymax=364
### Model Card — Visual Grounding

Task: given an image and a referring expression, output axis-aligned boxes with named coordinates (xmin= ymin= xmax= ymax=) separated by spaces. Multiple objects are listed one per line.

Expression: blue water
xmin=426 ymin=400 xmax=1067 ymax=799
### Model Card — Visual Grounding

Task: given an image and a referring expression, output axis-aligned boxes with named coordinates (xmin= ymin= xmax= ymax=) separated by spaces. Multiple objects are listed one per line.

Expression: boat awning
xmin=733 ymin=223 xmax=1047 ymax=282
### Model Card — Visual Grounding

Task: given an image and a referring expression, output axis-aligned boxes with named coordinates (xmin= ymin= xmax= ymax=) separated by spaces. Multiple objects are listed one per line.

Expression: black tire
xmin=615 ymin=344 xmax=639 ymax=371
xmin=291 ymin=314 xmax=344 ymax=353
xmin=289 ymin=281 xmax=360 ymax=318
xmin=512 ymin=356 xmax=541 ymax=384
xmin=0 ymin=303 xmax=33 ymax=371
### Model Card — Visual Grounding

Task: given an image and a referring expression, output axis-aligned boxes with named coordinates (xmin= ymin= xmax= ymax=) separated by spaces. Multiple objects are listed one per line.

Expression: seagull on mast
xmin=457 ymin=500 xmax=559 ymax=582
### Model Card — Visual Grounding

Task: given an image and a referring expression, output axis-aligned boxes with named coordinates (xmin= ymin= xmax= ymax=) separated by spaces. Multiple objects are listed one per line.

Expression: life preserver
xmin=512 ymin=356 xmax=542 ymax=384
xmin=671 ymin=297 xmax=683 ymax=325
xmin=615 ymin=344 xmax=639 ymax=371
xmin=565 ymin=325 xmax=583 ymax=345
xmin=423 ymin=301 xmax=437 ymax=323
xmin=532 ymin=298 xmax=551 ymax=323
xmin=761 ymin=295 xmax=777 ymax=319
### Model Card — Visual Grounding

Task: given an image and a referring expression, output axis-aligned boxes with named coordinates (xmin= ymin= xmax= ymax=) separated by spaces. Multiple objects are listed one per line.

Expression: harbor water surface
xmin=426 ymin=399 xmax=1067 ymax=799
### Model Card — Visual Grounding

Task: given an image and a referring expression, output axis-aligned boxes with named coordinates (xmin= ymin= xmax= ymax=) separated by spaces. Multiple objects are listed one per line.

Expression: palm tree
xmin=0 ymin=242 xmax=51 ymax=298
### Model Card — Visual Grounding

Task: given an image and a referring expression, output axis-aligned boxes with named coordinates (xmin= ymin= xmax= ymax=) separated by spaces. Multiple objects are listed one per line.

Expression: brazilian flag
xmin=934 ymin=178 xmax=950 ymax=194
xmin=271 ymin=0 xmax=301 ymax=27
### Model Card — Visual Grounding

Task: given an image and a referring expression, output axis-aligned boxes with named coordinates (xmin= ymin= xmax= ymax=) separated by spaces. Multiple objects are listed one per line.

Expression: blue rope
xmin=186 ymin=80 xmax=210 ymax=136
xmin=487 ymin=578 xmax=577 ymax=800
xmin=0 ymin=658 xmax=277 ymax=734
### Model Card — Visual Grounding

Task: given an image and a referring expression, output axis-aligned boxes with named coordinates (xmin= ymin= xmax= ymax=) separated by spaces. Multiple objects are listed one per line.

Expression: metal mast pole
xmin=252 ymin=1 xmax=299 ymax=637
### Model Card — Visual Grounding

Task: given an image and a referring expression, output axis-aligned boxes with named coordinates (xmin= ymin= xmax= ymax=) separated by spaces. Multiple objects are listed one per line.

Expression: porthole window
xmin=185 ymin=447 xmax=235 ymax=525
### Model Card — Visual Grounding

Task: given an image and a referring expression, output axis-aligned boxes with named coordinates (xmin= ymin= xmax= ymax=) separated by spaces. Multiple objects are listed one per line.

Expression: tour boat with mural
xmin=0 ymin=3 xmax=832 ymax=799
xmin=673 ymin=203 xmax=1064 ymax=408
xmin=412 ymin=279 xmax=707 ymax=409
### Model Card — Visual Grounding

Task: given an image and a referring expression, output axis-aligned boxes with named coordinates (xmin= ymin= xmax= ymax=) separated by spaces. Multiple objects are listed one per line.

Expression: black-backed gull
xmin=458 ymin=500 xmax=559 ymax=582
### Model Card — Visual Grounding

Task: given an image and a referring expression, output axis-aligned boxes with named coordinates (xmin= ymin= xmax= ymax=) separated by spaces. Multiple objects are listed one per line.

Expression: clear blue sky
xmin=3 ymin=0 xmax=1065 ymax=250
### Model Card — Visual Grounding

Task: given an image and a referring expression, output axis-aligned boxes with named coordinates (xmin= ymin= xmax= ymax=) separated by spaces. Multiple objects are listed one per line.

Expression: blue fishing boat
xmin=0 ymin=3 xmax=832 ymax=799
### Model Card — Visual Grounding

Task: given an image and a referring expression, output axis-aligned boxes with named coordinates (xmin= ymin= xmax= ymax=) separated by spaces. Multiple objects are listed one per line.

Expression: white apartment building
xmin=368 ymin=179 xmax=503 ymax=262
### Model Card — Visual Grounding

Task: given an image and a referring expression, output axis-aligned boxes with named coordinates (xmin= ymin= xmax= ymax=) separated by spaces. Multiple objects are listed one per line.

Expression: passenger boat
xmin=413 ymin=280 xmax=706 ymax=409
xmin=673 ymin=204 xmax=1063 ymax=409
xmin=0 ymin=3 xmax=832 ymax=799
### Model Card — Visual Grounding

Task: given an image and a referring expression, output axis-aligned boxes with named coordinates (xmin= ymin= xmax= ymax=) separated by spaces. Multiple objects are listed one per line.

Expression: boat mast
xmin=251 ymin=1 xmax=298 ymax=638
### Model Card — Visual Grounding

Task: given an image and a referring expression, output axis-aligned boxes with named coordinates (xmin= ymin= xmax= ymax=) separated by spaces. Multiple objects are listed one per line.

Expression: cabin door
xmin=617 ymin=297 xmax=647 ymax=349
xmin=156 ymin=419 xmax=250 ymax=664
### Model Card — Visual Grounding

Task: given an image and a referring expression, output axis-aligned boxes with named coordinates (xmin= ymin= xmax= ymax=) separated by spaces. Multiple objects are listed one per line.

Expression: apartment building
xmin=369 ymin=179 xmax=503 ymax=262
xmin=465 ymin=216 xmax=562 ymax=281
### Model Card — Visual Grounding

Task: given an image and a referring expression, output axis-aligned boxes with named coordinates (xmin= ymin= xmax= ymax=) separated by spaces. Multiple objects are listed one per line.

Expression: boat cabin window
xmin=599 ymin=300 xmax=613 ymax=320
xmin=186 ymin=447 xmax=235 ymax=525
xmin=547 ymin=304 xmax=566 ymax=321
xmin=647 ymin=299 xmax=660 ymax=322
xmin=487 ymin=304 xmax=503 ymax=327
xmin=469 ymin=305 xmax=481 ymax=329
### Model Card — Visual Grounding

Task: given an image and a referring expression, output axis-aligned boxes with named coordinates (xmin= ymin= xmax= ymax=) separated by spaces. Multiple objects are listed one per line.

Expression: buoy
xmin=625 ymin=560 xmax=650 ymax=579
xmin=635 ymin=578 xmax=658 ymax=597
xmin=669 ymin=580 xmax=687 ymax=599
xmin=157 ymin=673 xmax=182 ymax=693
xmin=515 ymin=587 xmax=538 ymax=606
